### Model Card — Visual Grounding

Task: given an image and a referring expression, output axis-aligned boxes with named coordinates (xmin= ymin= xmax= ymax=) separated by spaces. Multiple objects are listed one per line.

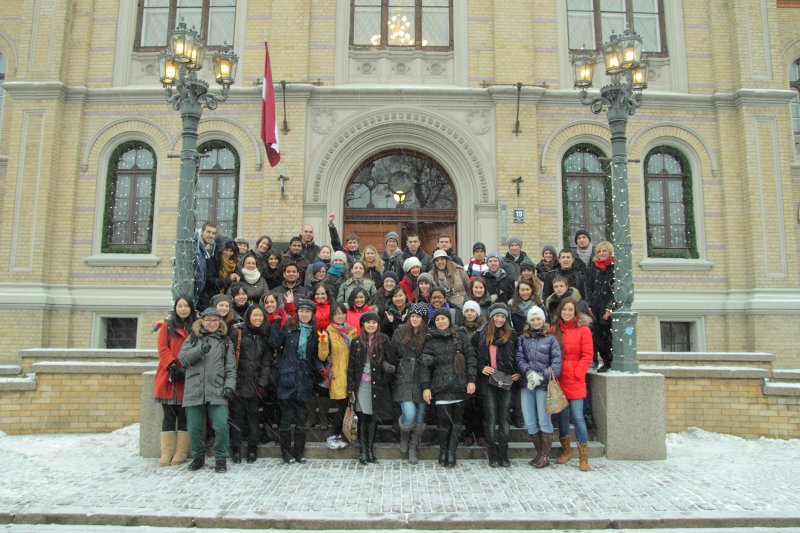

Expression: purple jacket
xmin=515 ymin=329 xmax=562 ymax=390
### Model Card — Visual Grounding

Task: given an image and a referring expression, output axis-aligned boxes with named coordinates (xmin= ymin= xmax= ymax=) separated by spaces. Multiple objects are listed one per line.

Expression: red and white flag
xmin=261 ymin=42 xmax=280 ymax=167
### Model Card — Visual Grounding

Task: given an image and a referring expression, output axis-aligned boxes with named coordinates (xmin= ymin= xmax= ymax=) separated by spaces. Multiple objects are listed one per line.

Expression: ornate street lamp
xmin=157 ymin=20 xmax=238 ymax=301
xmin=570 ymin=29 xmax=649 ymax=372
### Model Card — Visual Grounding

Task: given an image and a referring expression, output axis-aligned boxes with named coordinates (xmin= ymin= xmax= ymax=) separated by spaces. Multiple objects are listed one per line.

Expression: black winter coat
xmin=586 ymin=262 xmax=615 ymax=325
xmin=232 ymin=323 xmax=272 ymax=398
xmin=420 ymin=327 xmax=477 ymax=402
xmin=267 ymin=323 xmax=321 ymax=402
xmin=481 ymin=269 xmax=515 ymax=304
xmin=346 ymin=333 xmax=397 ymax=421
xmin=542 ymin=266 xmax=587 ymax=302
xmin=390 ymin=328 xmax=425 ymax=403
xmin=472 ymin=325 xmax=518 ymax=395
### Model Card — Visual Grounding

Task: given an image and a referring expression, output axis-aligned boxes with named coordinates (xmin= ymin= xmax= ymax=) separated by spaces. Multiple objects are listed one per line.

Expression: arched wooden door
xmin=343 ymin=150 xmax=458 ymax=254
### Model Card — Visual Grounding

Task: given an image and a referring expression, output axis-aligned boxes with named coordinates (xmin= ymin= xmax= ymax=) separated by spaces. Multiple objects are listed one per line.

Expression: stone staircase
xmin=0 ymin=365 xmax=36 ymax=392
xmin=764 ymin=369 xmax=800 ymax=397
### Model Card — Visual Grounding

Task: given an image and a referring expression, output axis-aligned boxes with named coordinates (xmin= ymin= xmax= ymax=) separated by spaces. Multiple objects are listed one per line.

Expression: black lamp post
xmin=570 ymin=29 xmax=649 ymax=372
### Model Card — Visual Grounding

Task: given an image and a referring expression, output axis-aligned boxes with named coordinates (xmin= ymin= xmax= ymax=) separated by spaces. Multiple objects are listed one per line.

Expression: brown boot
xmin=578 ymin=443 xmax=590 ymax=471
xmin=556 ymin=436 xmax=572 ymax=464
xmin=534 ymin=432 xmax=553 ymax=468
xmin=528 ymin=433 xmax=541 ymax=466
xmin=159 ymin=432 xmax=176 ymax=466
xmin=171 ymin=431 xmax=189 ymax=465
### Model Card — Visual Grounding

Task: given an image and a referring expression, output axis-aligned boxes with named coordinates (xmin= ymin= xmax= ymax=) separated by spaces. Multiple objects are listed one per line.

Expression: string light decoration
xmin=570 ymin=28 xmax=649 ymax=373
xmin=157 ymin=20 xmax=239 ymax=301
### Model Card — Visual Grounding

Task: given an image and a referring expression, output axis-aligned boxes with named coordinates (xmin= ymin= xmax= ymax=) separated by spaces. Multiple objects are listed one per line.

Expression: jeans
xmin=400 ymin=401 xmax=427 ymax=425
xmin=482 ymin=385 xmax=512 ymax=448
xmin=520 ymin=387 xmax=552 ymax=434
xmin=230 ymin=396 xmax=260 ymax=449
xmin=558 ymin=398 xmax=588 ymax=443
xmin=186 ymin=403 xmax=229 ymax=460
xmin=161 ymin=403 xmax=186 ymax=432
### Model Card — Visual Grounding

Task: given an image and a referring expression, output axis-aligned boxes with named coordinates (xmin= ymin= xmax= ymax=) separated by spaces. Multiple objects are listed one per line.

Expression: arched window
xmin=644 ymin=147 xmax=697 ymax=258
xmin=562 ymin=144 xmax=611 ymax=245
xmin=790 ymin=58 xmax=800 ymax=153
xmin=196 ymin=140 xmax=239 ymax=237
xmin=102 ymin=142 xmax=157 ymax=253
xmin=0 ymin=50 xmax=6 ymax=141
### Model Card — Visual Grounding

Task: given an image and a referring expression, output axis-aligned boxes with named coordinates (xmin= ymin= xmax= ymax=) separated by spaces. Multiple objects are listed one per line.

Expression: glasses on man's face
xmin=431 ymin=295 xmax=445 ymax=301
xmin=202 ymin=317 xmax=220 ymax=323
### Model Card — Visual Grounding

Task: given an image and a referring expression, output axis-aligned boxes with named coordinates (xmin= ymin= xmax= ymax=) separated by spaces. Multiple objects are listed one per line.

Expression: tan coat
xmin=318 ymin=324 xmax=358 ymax=400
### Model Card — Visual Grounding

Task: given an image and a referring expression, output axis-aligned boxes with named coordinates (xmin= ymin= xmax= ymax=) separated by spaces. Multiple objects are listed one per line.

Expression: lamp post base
xmin=612 ymin=309 xmax=639 ymax=373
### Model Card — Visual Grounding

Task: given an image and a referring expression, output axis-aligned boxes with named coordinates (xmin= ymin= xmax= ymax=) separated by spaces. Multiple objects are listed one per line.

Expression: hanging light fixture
xmin=388 ymin=10 xmax=413 ymax=45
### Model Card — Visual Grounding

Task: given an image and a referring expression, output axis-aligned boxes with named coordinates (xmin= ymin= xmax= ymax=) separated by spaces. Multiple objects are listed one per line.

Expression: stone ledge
xmin=0 ymin=365 xmax=22 ymax=376
xmin=0 ymin=373 xmax=37 ymax=391
xmin=640 ymin=365 xmax=770 ymax=379
xmin=764 ymin=379 xmax=800 ymax=397
xmin=20 ymin=349 xmax=157 ymax=360
xmin=639 ymin=351 xmax=774 ymax=363
xmin=772 ymin=369 xmax=800 ymax=380
xmin=32 ymin=362 xmax=156 ymax=374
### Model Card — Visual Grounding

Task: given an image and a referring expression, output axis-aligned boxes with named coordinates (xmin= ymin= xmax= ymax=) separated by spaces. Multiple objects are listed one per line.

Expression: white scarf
xmin=242 ymin=267 xmax=261 ymax=285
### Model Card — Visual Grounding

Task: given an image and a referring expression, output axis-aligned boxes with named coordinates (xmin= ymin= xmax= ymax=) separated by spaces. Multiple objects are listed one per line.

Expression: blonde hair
xmin=593 ymin=240 xmax=615 ymax=261
xmin=362 ymin=245 xmax=384 ymax=271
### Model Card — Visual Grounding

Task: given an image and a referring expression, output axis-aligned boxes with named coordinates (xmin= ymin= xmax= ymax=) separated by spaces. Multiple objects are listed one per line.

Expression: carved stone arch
xmin=780 ymin=37 xmax=800 ymax=76
xmin=0 ymin=31 xmax=19 ymax=75
xmin=628 ymin=122 xmax=718 ymax=176
xmin=540 ymin=120 xmax=611 ymax=173
xmin=307 ymin=106 xmax=497 ymax=254
xmin=192 ymin=117 xmax=263 ymax=171
xmin=82 ymin=117 xmax=171 ymax=172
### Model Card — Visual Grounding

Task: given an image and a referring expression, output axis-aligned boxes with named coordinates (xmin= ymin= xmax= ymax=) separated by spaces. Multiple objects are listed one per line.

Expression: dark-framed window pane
xmin=644 ymin=147 xmax=697 ymax=257
xmin=351 ymin=0 xmax=452 ymax=50
xmin=104 ymin=317 xmax=138 ymax=349
xmin=790 ymin=59 xmax=800 ymax=135
xmin=103 ymin=142 xmax=157 ymax=252
xmin=568 ymin=0 xmax=666 ymax=54
xmin=136 ymin=0 xmax=237 ymax=50
xmin=660 ymin=321 xmax=691 ymax=352
xmin=196 ymin=141 xmax=239 ymax=238
xmin=562 ymin=144 xmax=610 ymax=245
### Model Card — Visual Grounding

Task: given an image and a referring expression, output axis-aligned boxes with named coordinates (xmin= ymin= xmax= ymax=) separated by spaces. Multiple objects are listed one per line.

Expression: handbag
xmin=342 ymin=399 xmax=359 ymax=444
xmin=167 ymin=360 xmax=185 ymax=383
xmin=545 ymin=368 xmax=569 ymax=414
xmin=488 ymin=370 xmax=513 ymax=390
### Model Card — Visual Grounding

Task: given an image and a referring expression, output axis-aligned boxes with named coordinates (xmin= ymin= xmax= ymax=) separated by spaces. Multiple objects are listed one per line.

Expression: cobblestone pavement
xmin=0 ymin=427 xmax=798 ymax=529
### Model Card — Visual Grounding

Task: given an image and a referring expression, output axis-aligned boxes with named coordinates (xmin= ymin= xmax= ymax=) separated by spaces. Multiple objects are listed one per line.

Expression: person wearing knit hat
xmin=385 ymin=231 xmax=400 ymax=245
xmin=503 ymin=236 xmax=529 ymax=281
xmin=211 ymin=293 xmax=233 ymax=308
xmin=331 ymin=250 xmax=348 ymax=265
xmin=465 ymin=242 xmax=489 ymax=279
xmin=408 ymin=302 xmax=428 ymax=319
xmin=234 ymin=237 xmax=250 ymax=259
xmin=304 ymin=261 xmax=329 ymax=288
xmin=359 ymin=311 xmax=380 ymax=326
xmin=482 ymin=253 xmax=516 ymax=306
xmin=420 ymin=302 xmax=477 ymax=468
xmin=573 ymin=229 xmax=594 ymax=271
xmin=403 ymin=256 xmax=422 ymax=274
xmin=371 ymin=272 xmax=399 ymax=310
xmin=416 ymin=272 xmax=434 ymax=303
xmin=211 ymin=293 xmax=239 ymax=330
xmin=462 ymin=300 xmax=480 ymax=317
xmin=295 ymin=298 xmax=316 ymax=312
xmin=382 ymin=231 xmax=405 ymax=278
xmin=517 ymin=302 xmax=561 ymax=469
xmin=398 ymin=257 xmax=422 ymax=302
xmin=536 ymin=244 xmax=559 ymax=281
xmin=488 ymin=302 xmax=510 ymax=320
xmin=382 ymin=271 xmax=399 ymax=282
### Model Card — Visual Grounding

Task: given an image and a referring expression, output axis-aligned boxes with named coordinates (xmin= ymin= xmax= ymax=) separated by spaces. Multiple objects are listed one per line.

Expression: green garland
xmin=101 ymin=141 xmax=157 ymax=254
xmin=561 ymin=143 xmax=612 ymax=246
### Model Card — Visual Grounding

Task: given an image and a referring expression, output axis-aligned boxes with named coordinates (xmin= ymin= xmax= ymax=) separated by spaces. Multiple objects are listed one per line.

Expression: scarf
xmin=298 ymin=322 xmax=313 ymax=359
xmin=332 ymin=322 xmax=352 ymax=347
xmin=576 ymin=246 xmax=592 ymax=267
xmin=594 ymin=257 xmax=615 ymax=271
xmin=517 ymin=299 xmax=535 ymax=318
xmin=436 ymin=270 xmax=452 ymax=293
xmin=219 ymin=256 xmax=237 ymax=278
xmin=241 ymin=266 xmax=261 ymax=285
xmin=328 ymin=263 xmax=344 ymax=277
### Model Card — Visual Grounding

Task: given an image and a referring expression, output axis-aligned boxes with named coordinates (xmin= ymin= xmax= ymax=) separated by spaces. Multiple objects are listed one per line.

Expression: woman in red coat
xmin=552 ymin=299 xmax=593 ymax=471
xmin=154 ymin=295 xmax=195 ymax=466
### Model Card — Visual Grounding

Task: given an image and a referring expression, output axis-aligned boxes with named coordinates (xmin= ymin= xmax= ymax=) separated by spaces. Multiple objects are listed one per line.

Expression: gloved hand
xmin=382 ymin=360 xmax=396 ymax=374
xmin=167 ymin=361 xmax=185 ymax=383
xmin=255 ymin=385 xmax=265 ymax=398
xmin=421 ymin=354 xmax=434 ymax=367
xmin=222 ymin=387 xmax=235 ymax=401
xmin=201 ymin=342 xmax=211 ymax=354
xmin=526 ymin=370 xmax=544 ymax=390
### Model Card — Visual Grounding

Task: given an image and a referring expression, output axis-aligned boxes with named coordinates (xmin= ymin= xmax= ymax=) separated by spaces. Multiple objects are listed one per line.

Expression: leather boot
xmin=318 ymin=396 xmax=331 ymax=430
xmin=534 ymin=432 xmax=553 ymax=468
xmin=498 ymin=441 xmax=510 ymax=468
xmin=357 ymin=414 xmax=369 ymax=465
xmin=408 ymin=423 xmax=423 ymax=465
xmin=246 ymin=444 xmax=258 ymax=463
xmin=293 ymin=426 xmax=308 ymax=463
xmin=171 ymin=431 xmax=189 ymax=465
xmin=445 ymin=425 xmax=462 ymax=467
xmin=159 ymin=432 xmax=176 ymax=466
xmin=487 ymin=444 xmax=499 ymax=468
xmin=367 ymin=418 xmax=378 ymax=463
xmin=529 ymin=433 xmax=541 ymax=466
xmin=557 ymin=436 xmax=572 ymax=464
xmin=306 ymin=394 xmax=319 ymax=428
xmin=578 ymin=442 xmax=590 ymax=471
xmin=231 ymin=445 xmax=242 ymax=464
xmin=279 ymin=429 xmax=294 ymax=464
xmin=437 ymin=427 xmax=449 ymax=465
xmin=398 ymin=416 xmax=413 ymax=455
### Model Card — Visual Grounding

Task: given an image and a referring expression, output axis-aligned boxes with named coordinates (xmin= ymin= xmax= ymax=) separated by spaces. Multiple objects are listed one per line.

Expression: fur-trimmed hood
xmin=191 ymin=318 xmax=229 ymax=337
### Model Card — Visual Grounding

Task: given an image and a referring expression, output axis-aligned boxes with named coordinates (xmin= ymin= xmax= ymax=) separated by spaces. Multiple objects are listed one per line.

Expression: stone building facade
xmin=0 ymin=0 xmax=798 ymax=367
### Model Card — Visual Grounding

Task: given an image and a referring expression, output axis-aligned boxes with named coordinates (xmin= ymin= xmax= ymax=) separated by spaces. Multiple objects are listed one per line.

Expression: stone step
xmin=769 ymin=369 xmax=800 ymax=382
xmin=0 ymin=364 xmax=22 ymax=376
xmin=244 ymin=440 xmax=606 ymax=460
xmin=0 ymin=372 xmax=37 ymax=392
xmin=763 ymin=378 xmax=800 ymax=397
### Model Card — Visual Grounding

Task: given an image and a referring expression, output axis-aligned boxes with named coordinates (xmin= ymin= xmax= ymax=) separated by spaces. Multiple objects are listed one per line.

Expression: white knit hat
xmin=462 ymin=300 xmax=481 ymax=316
xmin=403 ymin=256 xmax=422 ymax=273
xmin=526 ymin=306 xmax=546 ymax=323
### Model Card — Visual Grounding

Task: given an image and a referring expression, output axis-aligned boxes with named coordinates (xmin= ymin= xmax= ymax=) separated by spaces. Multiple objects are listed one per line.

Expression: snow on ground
xmin=0 ymin=425 xmax=799 ymax=526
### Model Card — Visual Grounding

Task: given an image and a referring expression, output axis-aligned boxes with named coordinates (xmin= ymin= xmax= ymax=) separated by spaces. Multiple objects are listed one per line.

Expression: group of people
xmin=154 ymin=214 xmax=616 ymax=472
